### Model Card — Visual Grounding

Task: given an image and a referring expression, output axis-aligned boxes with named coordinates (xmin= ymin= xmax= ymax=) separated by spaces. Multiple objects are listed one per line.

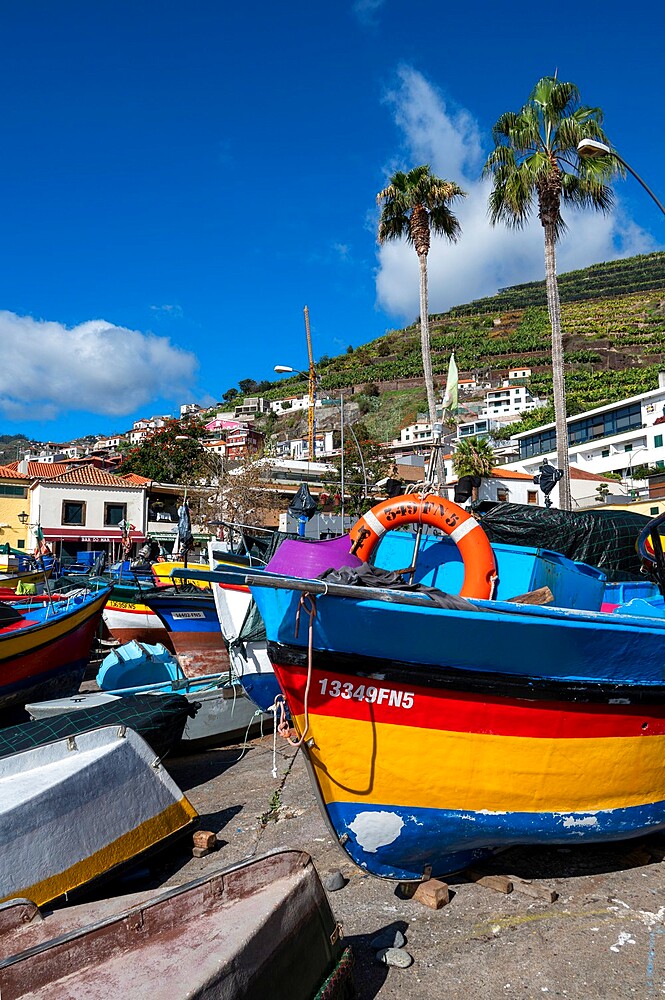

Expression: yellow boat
xmin=0 ymin=567 xmax=52 ymax=592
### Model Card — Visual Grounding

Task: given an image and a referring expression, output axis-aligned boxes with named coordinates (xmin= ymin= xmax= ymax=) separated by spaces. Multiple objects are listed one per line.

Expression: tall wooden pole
xmin=303 ymin=306 xmax=317 ymax=461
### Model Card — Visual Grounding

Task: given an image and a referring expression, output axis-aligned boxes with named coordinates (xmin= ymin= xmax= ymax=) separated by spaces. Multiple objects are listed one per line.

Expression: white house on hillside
xmin=481 ymin=382 xmax=542 ymax=419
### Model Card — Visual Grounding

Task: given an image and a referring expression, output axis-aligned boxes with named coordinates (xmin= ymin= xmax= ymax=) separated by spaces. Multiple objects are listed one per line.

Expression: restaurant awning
xmin=41 ymin=528 xmax=148 ymax=543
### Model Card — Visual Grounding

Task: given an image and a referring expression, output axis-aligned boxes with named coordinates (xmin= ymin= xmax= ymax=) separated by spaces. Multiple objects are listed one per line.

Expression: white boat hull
xmin=0 ymin=726 xmax=197 ymax=907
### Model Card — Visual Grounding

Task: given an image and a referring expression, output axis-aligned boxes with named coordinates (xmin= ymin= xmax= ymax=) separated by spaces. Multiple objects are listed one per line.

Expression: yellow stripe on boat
xmin=0 ymin=590 xmax=109 ymax=662
xmin=301 ymin=713 xmax=665 ymax=814
xmin=0 ymin=797 xmax=197 ymax=908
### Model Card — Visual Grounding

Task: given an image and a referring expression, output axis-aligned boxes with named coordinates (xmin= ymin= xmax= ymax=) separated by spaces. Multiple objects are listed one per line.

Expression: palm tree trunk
xmin=418 ymin=251 xmax=437 ymax=429
xmin=418 ymin=252 xmax=444 ymax=486
xmin=543 ymin=223 xmax=572 ymax=511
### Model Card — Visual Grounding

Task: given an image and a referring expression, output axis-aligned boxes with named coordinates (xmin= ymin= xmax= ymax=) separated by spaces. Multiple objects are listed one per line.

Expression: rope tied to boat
xmin=277 ymin=592 xmax=316 ymax=747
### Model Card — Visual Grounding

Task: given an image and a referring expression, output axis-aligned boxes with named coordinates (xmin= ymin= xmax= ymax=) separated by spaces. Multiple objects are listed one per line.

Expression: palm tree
xmin=483 ymin=77 xmax=618 ymax=511
xmin=377 ymin=166 xmax=466 ymax=438
xmin=453 ymin=436 xmax=496 ymax=502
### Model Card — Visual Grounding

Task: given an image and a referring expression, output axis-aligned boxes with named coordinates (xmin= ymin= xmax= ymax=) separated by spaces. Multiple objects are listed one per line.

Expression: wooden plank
xmin=509 ymin=876 xmax=558 ymax=903
xmin=506 ymin=587 xmax=554 ymax=606
xmin=465 ymin=869 xmax=513 ymax=894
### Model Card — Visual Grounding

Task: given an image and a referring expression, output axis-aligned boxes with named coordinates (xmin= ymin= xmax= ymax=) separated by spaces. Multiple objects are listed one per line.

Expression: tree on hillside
xmin=377 ymin=165 xmax=466 ymax=440
xmin=452 ymin=436 xmax=496 ymax=503
xmin=483 ymin=76 xmax=618 ymax=511
xmin=120 ymin=420 xmax=207 ymax=483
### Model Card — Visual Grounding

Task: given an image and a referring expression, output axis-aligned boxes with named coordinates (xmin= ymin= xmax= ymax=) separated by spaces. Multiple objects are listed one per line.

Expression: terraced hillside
xmin=231 ymin=251 xmax=665 ymax=440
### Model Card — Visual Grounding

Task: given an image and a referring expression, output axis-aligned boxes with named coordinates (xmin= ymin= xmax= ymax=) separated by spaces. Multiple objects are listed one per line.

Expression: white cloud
xmin=376 ymin=67 xmax=658 ymax=320
xmin=0 ymin=313 xmax=198 ymax=422
xmin=150 ymin=303 xmax=183 ymax=317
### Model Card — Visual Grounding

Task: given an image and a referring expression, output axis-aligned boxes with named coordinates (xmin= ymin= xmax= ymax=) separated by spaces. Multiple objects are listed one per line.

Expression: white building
xmin=481 ymin=382 xmax=542 ymax=419
xmin=274 ymin=430 xmax=335 ymax=461
xmin=501 ymin=376 xmax=665 ymax=506
xmin=270 ymin=394 xmax=322 ymax=415
xmin=94 ymin=435 xmax=124 ymax=451
xmin=507 ymin=366 xmax=532 ymax=381
xmin=180 ymin=403 xmax=202 ymax=418
xmin=29 ymin=467 xmax=148 ymax=562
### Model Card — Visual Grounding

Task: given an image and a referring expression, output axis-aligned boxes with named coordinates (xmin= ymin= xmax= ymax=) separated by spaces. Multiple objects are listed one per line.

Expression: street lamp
xmin=577 ymin=139 xmax=665 ymax=218
xmin=627 ymin=446 xmax=648 ymax=493
xmin=17 ymin=511 xmax=29 ymax=525
xmin=273 ymin=362 xmax=318 ymax=460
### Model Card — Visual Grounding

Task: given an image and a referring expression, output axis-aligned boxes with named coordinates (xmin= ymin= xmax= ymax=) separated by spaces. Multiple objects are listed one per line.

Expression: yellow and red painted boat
xmin=249 ymin=495 xmax=665 ymax=881
xmin=0 ymin=586 xmax=112 ymax=711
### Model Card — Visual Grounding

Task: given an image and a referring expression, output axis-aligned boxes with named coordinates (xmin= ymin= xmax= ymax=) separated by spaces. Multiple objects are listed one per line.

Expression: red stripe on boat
xmin=272 ymin=663 xmax=665 ymax=738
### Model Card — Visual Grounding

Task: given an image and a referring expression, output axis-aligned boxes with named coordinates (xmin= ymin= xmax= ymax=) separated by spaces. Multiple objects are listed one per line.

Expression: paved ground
xmin=97 ymin=729 xmax=665 ymax=1000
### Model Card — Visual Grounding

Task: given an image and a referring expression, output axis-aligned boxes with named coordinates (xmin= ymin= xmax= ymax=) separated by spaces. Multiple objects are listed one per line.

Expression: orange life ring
xmin=349 ymin=494 xmax=497 ymax=600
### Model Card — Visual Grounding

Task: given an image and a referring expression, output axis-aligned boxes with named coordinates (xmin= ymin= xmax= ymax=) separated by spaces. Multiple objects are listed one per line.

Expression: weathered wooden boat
xmin=12 ymin=692 xmax=197 ymax=759
xmin=102 ymin=588 xmax=170 ymax=647
xmin=0 ymin=849 xmax=353 ymax=1000
xmin=140 ymin=586 xmax=230 ymax=673
xmin=0 ymin=586 xmax=112 ymax=712
xmin=249 ymin=494 xmax=665 ymax=881
xmin=0 ymin=566 xmax=53 ymax=592
xmin=0 ymin=726 xmax=197 ymax=907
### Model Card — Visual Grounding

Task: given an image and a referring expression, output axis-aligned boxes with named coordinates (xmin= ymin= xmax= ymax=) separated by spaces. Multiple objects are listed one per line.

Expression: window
xmin=496 ymin=488 xmax=509 ymax=501
xmin=17 ymin=539 xmax=25 ymax=548
xmin=656 ymin=435 xmax=663 ymax=448
xmin=0 ymin=485 xmax=27 ymax=497
xmin=658 ymin=461 xmax=665 ymax=469
xmin=62 ymin=500 xmax=86 ymax=525
xmin=651 ymin=507 xmax=660 ymax=516
xmin=624 ymin=444 xmax=633 ymax=452
xmin=104 ymin=502 xmax=127 ymax=527
xmin=527 ymin=490 xmax=538 ymax=505
xmin=601 ymin=449 xmax=610 ymax=458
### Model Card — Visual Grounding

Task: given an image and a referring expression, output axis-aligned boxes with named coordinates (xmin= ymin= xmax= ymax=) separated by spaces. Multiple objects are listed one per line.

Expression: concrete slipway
xmin=88 ymin=732 xmax=665 ymax=999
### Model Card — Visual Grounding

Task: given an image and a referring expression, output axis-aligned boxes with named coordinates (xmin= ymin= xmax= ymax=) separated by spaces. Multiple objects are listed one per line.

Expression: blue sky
xmin=1 ymin=0 xmax=663 ymax=443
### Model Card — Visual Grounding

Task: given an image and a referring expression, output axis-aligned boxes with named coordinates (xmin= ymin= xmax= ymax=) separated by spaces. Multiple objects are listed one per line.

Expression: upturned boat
xmin=14 ymin=692 xmax=198 ymax=760
xmin=0 ymin=849 xmax=353 ymax=1000
xmin=249 ymin=494 xmax=665 ymax=881
xmin=0 ymin=725 xmax=197 ymax=907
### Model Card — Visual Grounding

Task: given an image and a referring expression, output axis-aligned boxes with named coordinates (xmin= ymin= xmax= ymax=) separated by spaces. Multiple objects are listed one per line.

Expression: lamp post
xmin=577 ymin=139 xmax=665 ymax=218
xmin=627 ymin=446 xmax=648 ymax=494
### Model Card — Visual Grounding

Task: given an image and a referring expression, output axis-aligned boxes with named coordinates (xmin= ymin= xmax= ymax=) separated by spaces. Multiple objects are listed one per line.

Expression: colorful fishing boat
xmin=248 ymin=494 xmax=665 ymax=882
xmin=0 ymin=585 xmax=112 ymax=713
xmin=0 ymin=849 xmax=353 ymax=1000
xmin=0 ymin=725 xmax=197 ymax=907
xmin=0 ymin=567 xmax=52 ymax=592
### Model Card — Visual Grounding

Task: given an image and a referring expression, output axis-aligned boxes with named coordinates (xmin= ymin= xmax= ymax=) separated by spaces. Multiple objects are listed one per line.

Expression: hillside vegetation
xmin=246 ymin=251 xmax=665 ymax=441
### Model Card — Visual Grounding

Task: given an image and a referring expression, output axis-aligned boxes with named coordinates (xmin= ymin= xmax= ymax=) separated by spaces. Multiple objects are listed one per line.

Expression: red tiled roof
xmin=490 ymin=467 xmax=534 ymax=481
xmin=0 ymin=465 xmax=29 ymax=480
xmin=45 ymin=467 xmax=142 ymax=488
xmin=120 ymin=472 xmax=153 ymax=485
xmin=569 ymin=467 xmax=617 ymax=483
xmin=6 ymin=461 xmax=72 ymax=478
